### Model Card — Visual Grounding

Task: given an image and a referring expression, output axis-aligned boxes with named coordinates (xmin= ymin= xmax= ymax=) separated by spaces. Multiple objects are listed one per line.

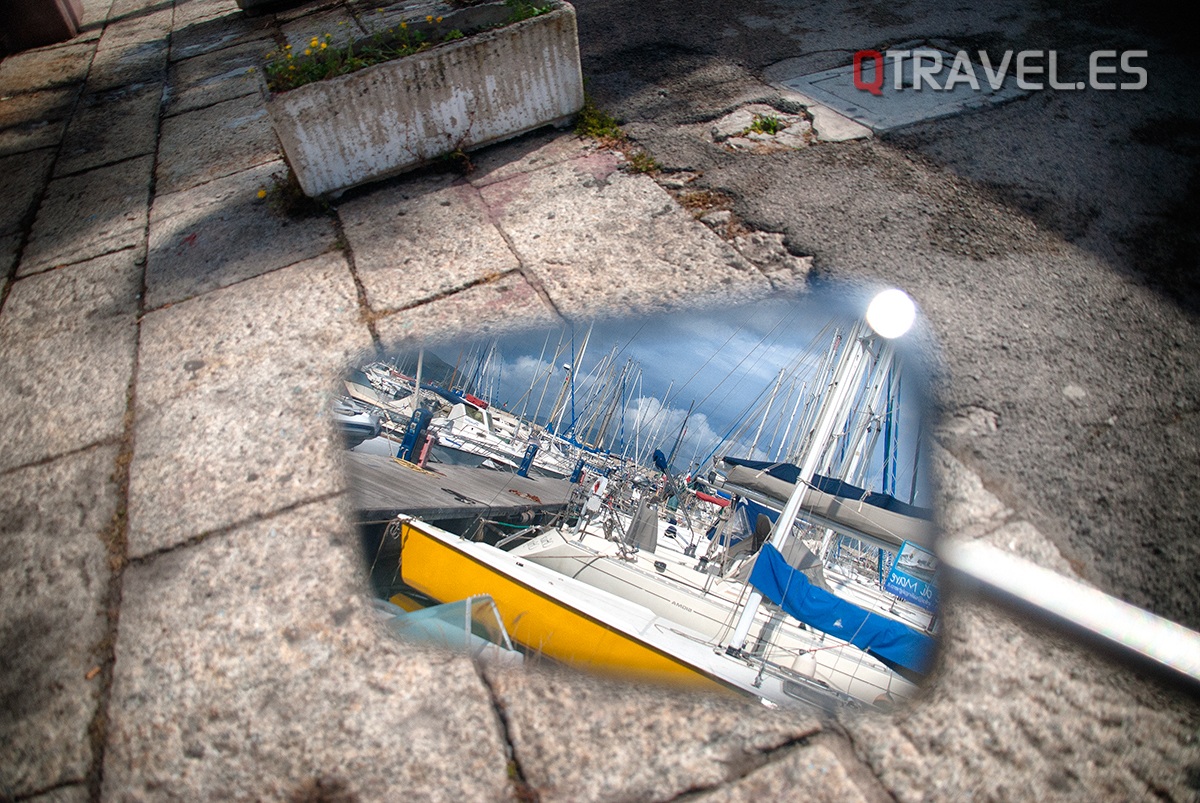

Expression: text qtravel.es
xmin=852 ymin=49 xmax=1149 ymax=95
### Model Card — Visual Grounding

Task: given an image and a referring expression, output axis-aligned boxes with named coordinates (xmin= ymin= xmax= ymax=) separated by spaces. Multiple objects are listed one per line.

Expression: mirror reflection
xmin=347 ymin=288 xmax=939 ymax=714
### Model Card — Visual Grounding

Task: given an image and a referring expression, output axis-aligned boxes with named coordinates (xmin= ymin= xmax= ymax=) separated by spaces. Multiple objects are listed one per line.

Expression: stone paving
xmin=0 ymin=0 xmax=1197 ymax=800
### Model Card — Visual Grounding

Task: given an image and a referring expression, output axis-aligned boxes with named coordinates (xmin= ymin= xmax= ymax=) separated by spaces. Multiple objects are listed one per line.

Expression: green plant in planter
xmin=506 ymin=0 xmax=552 ymax=21
xmin=262 ymin=3 xmax=554 ymax=93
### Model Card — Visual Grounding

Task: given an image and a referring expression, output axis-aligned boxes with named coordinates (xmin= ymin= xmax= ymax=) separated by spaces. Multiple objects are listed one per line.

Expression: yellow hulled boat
xmin=399 ymin=516 xmax=728 ymax=692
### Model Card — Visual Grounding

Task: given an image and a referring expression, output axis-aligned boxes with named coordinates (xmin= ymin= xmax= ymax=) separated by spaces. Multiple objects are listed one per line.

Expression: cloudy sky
xmin=394 ymin=289 xmax=934 ymax=504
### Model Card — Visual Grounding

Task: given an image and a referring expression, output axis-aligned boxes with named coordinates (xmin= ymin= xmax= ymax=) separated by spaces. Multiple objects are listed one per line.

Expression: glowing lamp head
xmin=866 ymin=289 xmax=917 ymax=339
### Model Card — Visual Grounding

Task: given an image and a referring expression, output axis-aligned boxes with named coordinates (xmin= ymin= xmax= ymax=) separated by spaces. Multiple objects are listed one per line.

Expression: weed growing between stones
xmin=574 ymin=94 xmax=660 ymax=175
xmin=625 ymin=150 xmax=660 ymax=174
xmin=745 ymin=113 xmax=783 ymax=136
xmin=260 ymin=170 xmax=329 ymax=218
xmin=575 ymin=96 xmax=625 ymax=144
xmin=442 ymin=148 xmax=476 ymax=175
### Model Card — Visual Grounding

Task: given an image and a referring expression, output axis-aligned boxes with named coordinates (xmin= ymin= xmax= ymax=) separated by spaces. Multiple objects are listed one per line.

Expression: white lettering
xmin=912 ymin=50 xmax=943 ymax=90
xmin=1121 ymin=50 xmax=1148 ymax=90
xmin=1090 ymin=50 xmax=1118 ymax=89
xmin=1047 ymin=51 xmax=1076 ymax=90
xmin=943 ymin=50 xmax=980 ymax=90
xmin=977 ymin=50 xmax=1013 ymax=90
xmin=888 ymin=50 xmax=910 ymax=90
xmin=1017 ymin=50 xmax=1044 ymax=90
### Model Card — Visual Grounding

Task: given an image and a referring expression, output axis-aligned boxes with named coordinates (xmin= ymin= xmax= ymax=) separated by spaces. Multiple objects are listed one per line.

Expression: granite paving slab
xmin=79 ymin=0 xmax=115 ymax=31
xmin=171 ymin=0 xmax=240 ymax=29
xmin=19 ymin=155 xmax=152 ymax=274
xmin=690 ymin=745 xmax=868 ymax=803
xmin=155 ymin=92 xmax=279 ymax=195
xmin=276 ymin=0 xmax=345 ymax=23
xmin=0 ymin=148 xmax=55 ymax=238
xmin=0 ymin=42 xmax=96 ymax=95
xmin=0 ymin=234 xmax=19 ymax=287
xmin=480 ymin=661 xmax=824 ymax=802
xmin=105 ymin=0 xmax=164 ymax=18
xmin=337 ymin=174 xmax=521 ymax=313
xmin=0 ymin=87 xmax=78 ymax=157
xmin=479 ymin=149 xmax=772 ymax=316
xmin=145 ymin=160 xmax=337 ymax=307
xmin=280 ymin=7 xmax=366 ymax=52
xmin=843 ymin=596 xmax=1200 ymax=801
xmin=0 ymin=446 xmax=120 ymax=797
xmin=169 ymin=10 xmax=276 ymax=62
xmin=25 ymin=785 xmax=92 ymax=803
xmin=839 ymin=448 xmax=1200 ymax=800
xmin=84 ymin=39 xmax=168 ymax=94
xmin=373 ymin=270 xmax=560 ymax=347
xmin=54 ymin=84 xmax=162 ymax=176
xmin=467 ymin=129 xmax=597 ymax=189
xmin=163 ymin=38 xmax=270 ymax=117
xmin=127 ymin=251 xmax=373 ymax=556
xmin=0 ymin=250 xmax=141 ymax=472
xmin=95 ymin=6 xmax=173 ymax=51
xmin=103 ymin=499 xmax=514 ymax=800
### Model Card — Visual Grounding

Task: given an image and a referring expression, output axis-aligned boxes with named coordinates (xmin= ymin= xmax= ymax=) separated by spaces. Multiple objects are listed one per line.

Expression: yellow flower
xmin=304 ymin=48 xmax=312 ymax=55
xmin=257 ymin=189 xmax=267 ymax=199
xmin=436 ymin=15 xmax=443 ymax=22
xmin=289 ymin=64 xmax=296 ymax=70
xmin=310 ymin=37 xmax=319 ymax=47
xmin=425 ymin=14 xmax=433 ymax=22
xmin=284 ymin=43 xmax=292 ymax=49
xmin=400 ymin=21 xmax=407 ymax=28
xmin=320 ymin=42 xmax=327 ymax=49
xmin=246 ymin=66 xmax=255 ymax=73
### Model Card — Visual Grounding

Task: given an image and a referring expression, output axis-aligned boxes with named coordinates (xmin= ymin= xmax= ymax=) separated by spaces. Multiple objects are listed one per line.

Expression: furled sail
xmin=748 ymin=543 xmax=935 ymax=676
xmin=721 ymin=457 xmax=936 ymax=551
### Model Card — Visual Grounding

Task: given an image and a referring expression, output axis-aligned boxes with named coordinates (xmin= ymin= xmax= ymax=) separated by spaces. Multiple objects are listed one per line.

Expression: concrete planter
xmin=264 ymin=2 xmax=584 ymax=197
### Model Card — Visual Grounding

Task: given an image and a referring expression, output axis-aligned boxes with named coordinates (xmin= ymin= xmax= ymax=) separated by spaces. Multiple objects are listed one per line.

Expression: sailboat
xmin=397 ymin=514 xmax=863 ymax=711
xmin=395 ymin=292 xmax=935 ymax=712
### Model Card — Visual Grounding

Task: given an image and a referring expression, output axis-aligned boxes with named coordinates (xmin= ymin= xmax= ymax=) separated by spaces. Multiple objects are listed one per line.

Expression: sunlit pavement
xmin=1 ymin=0 xmax=1197 ymax=799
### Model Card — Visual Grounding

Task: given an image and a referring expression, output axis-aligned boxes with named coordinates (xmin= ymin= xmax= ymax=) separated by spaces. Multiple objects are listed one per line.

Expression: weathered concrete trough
xmin=263 ymin=1 xmax=585 ymax=197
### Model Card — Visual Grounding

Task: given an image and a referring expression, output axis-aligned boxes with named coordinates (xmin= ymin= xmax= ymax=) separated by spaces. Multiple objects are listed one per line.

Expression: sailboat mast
xmin=412 ymin=348 xmax=424 ymax=416
xmin=728 ymin=319 xmax=875 ymax=651
xmin=750 ymin=368 xmax=785 ymax=456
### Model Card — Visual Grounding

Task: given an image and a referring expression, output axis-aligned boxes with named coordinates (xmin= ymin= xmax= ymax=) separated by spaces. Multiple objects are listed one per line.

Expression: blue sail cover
xmin=749 ymin=544 xmax=935 ymax=675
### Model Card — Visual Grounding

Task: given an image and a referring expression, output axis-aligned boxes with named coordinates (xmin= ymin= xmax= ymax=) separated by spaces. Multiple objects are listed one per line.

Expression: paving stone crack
xmin=475 ymin=667 xmax=540 ymax=803
xmin=10 ymin=779 xmax=88 ymax=802
xmin=84 ymin=5 xmax=172 ymax=793
xmin=476 ymin=186 xmax=565 ymax=321
xmin=371 ymin=267 xmax=530 ymax=321
xmin=655 ymin=732 xmax=821 ymax=802
xmin=139 ymin=241 xmax=345 ymax=313
xmin=330 ymin=210 xmax=383 ymax=350
xmin=9 ymin=244 xmax=142 ymax=282
xmin=124 ymin=489 xmax=349 ymax=568
xmin=0 ymin=439 xmax=123 ymax=479
xmin=812 ymin=727 xmax=901 ymax=803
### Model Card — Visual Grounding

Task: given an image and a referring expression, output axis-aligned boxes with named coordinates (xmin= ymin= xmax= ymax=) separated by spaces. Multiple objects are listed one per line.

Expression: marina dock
xmin=346 ymin=451 xmax=575 ymax=525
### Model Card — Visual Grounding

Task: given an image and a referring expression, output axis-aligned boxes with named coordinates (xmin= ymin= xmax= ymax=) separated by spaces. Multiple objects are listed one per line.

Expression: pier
xmin=346 ymin=452 xmax=575 ymax=525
